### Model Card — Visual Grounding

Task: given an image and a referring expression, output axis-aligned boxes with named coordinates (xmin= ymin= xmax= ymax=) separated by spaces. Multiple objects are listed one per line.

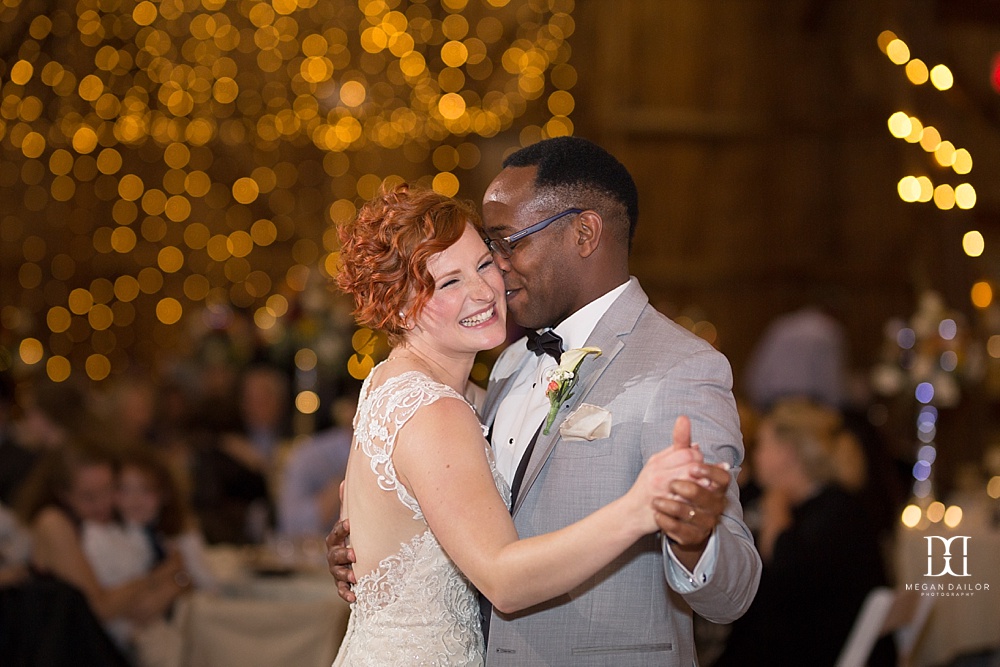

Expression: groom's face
xmin=481 ymin=166 xmax=578 ymax=331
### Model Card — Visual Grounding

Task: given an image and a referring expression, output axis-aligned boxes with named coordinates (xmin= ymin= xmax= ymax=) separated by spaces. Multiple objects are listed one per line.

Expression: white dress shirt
xmin=491 ymin=280 xmax=630 ymax=484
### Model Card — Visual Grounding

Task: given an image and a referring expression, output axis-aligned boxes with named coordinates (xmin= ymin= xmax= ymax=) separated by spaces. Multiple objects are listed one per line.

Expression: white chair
xmin=835 ymin=586 xmax=935 ymax=667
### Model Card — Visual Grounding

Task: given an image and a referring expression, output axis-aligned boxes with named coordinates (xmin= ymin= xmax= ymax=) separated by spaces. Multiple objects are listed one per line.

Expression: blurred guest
xmin=0 ymin=377 xmax=88 ymax=506
xmin=276 ymin=392 xmax=356 ymax=539
xmin=277 ymin=427 xmax=350 ymax=539
xmin=104 ymin=375 xmax=159 ymax=449
xmin=114 ymin=447 xmax=216 ymax=591
xmin=744 ymin=305 xmax=847 ymax=412
xmin=712 ymin=399 xmax=894 ymax=667
xmin=743 ymin=305 xmax=905 ymax=539
xmin=223 ymin=364 xmax=292 ymax=475
xmin=190 ymin=365 xmax=288 ymax=544
xmin=15 ymin=440 xmax=189 ymax=658
xmin=0 ymin=502 xmax=31 ymax=588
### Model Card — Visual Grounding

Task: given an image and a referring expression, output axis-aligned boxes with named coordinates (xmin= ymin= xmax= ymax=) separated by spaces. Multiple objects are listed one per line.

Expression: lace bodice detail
xmin=351 ymin=369 xmax=491 ymax=520
xmin=334 ymin=368 xmax=509 ymax=666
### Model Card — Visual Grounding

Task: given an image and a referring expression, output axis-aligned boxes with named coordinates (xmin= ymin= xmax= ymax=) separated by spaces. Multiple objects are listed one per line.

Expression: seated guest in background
xmin=0 ymin=377 xmax=89 ymax=507
xmin=742 ymin=304 xmax=906 ymax=541
xmin=223 ymin=364 xmax=292 ymax=478
xmin=0 ymin=502 xmax=31 ymax=588
xmin=114 ymin=447 xmax=216 ymax=591
xmin=15 ymin=440 xmax=190 ymax=659
xmin=277 ymin=393 xmax=356 ymax=539
xmin=191 ymin=364 xmax=288 ymax=544
xmin=712 ymin=398 xmax=894 ymax=667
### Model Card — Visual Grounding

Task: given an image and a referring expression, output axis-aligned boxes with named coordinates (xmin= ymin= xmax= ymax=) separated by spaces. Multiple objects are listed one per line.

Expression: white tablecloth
xmin=161 ymin=546 xmax=350 ymax=667
xmin=895 ymin=522 xmax=1000 ymax=666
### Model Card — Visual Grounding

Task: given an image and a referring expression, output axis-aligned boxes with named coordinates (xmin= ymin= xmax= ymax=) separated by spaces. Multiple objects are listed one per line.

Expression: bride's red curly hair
xmin=336 ymin=183 xmax=481 ymax=345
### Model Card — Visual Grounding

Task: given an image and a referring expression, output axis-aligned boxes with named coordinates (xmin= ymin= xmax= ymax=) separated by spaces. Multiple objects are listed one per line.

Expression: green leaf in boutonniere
xmin=542 ymin=346 xmax=602 ymax=435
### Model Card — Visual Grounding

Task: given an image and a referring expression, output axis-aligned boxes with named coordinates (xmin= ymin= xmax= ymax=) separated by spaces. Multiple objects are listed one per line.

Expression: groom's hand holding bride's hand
xmin=652 ymin=416 xmax=731 ymax=571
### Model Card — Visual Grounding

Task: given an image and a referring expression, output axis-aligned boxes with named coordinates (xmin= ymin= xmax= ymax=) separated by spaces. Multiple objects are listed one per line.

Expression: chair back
xmin=835 ymin=586 xmax=935 ymax=667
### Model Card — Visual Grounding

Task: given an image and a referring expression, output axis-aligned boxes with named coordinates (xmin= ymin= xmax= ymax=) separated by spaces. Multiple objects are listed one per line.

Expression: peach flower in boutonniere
xmin=542 ymin=347 xmax=602 ymax=435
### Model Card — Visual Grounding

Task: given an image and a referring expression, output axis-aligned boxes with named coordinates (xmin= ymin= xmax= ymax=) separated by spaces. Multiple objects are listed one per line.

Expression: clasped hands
xmin=649 ymin=415 xmax=731 ymax=570
xmin=324 ymin=415 xmax=730 ymax=602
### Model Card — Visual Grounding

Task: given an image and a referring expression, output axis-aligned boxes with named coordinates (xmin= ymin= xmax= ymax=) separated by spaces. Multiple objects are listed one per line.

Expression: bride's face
xmin=409 ymin=223 xmax=507 ymax=355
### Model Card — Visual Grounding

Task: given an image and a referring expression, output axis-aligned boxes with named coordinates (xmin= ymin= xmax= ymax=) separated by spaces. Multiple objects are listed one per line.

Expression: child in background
xmin=114 ymin=447 xmax=217 ymax=592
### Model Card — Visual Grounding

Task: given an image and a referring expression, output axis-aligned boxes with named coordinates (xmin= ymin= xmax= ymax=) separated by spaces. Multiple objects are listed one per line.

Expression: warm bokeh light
xmin=926 ymin=500 xmax=945 ymax=523
xmin=1 ymin=0 xmax=575 ymax=379
xmin=897 ymin=176 xmax=921 ymax=203
xmin=295 ymin=348 xmax=318 ymax=371
xmin=971 ymin=281 xmax=993 ymax=309
xmin=933 ymin=184 xmax=955 ymax=210
xmin=85 ymin=354 xmax=111 ymax=381
xmin=901 ymin=504 xmax=922 ymax=528
xmin=934 ymin=140 xmax=956 ymax=167
xmin=943 ymin=505 xmax=963 ymax=528
xmin=348 ymin=353 xmax=375 ymax=380
xmin=156 ymin=298 xmax=183 ymax=325
xmin=955 ymin=183 xmax=976 ymax=210
xmin=877 ymin=30 xmax=898 ymax=54
xmin=46 ymin=355 xmax=71 ymax=382
xmin=953 ymin=148 xmax=973 ymax=174
xmin=919 ymin=126 xmax=942 ymax=152
xmin=930 ymin=64 xmax=954 ymax=90
xmin=886 ymin=39 xmax=910 ymax=65
xmin=963 ymin=230 xmax=985 ymax=257
xmin=916 ymin=176 xmax=933 ymax=203
xmin=19 ymin=338 xmax=44 ymax=365
xmin=295 ymin=390 xmax=320 ymax=414
xmin=905 ymin=58 xmax=928 ymax=85
xmin=887 ymin=111 xmax=912 ymax=138
xmin=988 ymin=476 xmax=1000 ymax=500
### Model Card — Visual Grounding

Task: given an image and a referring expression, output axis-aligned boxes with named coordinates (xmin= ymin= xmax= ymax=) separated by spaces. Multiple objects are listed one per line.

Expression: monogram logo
xmin=924 ymin=535 xmax=971 ymax=577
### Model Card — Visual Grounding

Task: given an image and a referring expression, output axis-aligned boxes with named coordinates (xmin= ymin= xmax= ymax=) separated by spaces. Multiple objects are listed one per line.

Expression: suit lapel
xmin=511 ymin=279 xmax=650 ymax=516
xmin=482 ymin=344 xmax=531 ymax=429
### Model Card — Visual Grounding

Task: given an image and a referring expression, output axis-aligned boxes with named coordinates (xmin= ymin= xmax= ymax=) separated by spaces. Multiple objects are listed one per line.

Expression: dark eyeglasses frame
xmin=484 ymin=208 xmax=583 ymax=258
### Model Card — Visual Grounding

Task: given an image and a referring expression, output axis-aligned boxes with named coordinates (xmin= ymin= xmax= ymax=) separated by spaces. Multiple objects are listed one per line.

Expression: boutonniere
xmin=543 ymin=347 xmax=602 ymax=435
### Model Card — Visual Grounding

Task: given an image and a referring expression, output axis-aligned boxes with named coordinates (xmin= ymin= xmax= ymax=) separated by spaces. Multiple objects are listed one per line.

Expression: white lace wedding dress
xmin=332 ymin=369 xmax=510 ymax=667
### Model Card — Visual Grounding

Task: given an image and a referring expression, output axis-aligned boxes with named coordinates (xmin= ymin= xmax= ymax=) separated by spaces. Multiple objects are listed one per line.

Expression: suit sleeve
xmin=641 ymin=347 xmax=761 ymax=623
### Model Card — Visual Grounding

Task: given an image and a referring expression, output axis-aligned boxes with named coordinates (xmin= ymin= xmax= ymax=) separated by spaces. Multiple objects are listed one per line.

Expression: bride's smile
xmin=407 ymin=224 xmax=507 ymax=357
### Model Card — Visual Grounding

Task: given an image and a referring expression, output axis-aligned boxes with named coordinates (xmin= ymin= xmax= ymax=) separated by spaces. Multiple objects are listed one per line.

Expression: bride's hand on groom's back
xmin=326 ymin=518 xmax=357 ymax=604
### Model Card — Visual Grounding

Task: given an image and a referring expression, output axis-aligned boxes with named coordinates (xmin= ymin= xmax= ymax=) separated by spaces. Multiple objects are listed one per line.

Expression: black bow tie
xmin=525 ymin=329 xmax=563 ymax=361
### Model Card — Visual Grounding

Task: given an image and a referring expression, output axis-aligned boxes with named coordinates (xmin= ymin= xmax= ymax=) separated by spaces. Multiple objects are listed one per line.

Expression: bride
xmin=332 ymin=184 xmax=699 ymax=666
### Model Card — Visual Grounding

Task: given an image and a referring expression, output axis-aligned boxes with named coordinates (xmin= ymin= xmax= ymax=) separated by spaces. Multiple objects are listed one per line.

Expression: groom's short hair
xmin=503 ymin=136 xmax=639 ymax=247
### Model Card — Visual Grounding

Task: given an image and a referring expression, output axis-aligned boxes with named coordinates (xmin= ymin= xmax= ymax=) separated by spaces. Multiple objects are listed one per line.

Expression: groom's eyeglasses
xmin=484 ymin=208 xmax=583 ymax=259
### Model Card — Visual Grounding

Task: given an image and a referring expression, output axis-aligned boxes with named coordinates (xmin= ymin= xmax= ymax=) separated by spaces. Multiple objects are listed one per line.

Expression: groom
xmin=329 ymin=136 xmax=760 ymax=665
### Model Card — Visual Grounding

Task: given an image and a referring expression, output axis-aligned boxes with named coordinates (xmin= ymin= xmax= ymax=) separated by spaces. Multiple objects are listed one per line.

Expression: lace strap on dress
xmin=354 ymin=370 xmax=477 ymax=519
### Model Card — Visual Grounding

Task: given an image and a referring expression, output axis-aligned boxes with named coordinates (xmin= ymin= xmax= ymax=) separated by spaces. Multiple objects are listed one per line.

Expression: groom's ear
xmin=573 ymin=210 xmax=603 ymax=258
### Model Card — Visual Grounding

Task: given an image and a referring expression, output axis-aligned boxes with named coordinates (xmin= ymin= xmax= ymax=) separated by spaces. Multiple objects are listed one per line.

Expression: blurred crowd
xmin=1 ymin=303 xmax=986 ymax=666
xmin=0 ymin=361 xmax=357 ymax=667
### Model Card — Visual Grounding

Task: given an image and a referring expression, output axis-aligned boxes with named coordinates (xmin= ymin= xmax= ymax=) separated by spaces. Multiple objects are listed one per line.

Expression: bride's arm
xmin=392 ymin=397 xmax=701 ymax=614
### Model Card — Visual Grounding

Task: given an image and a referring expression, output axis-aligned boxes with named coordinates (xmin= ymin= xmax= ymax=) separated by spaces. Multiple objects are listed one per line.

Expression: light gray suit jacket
xmin=481 ymin=279 xmax=761 ymax=666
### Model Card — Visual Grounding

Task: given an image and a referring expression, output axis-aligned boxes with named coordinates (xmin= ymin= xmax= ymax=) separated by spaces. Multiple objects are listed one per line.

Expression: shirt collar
xmin=545 ymin=278 xmax=631 ymax=352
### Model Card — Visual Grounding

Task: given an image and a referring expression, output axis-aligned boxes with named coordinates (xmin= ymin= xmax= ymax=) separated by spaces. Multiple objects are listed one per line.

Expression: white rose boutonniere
xmin=542 ymin=347 xmax=602 ymax=435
